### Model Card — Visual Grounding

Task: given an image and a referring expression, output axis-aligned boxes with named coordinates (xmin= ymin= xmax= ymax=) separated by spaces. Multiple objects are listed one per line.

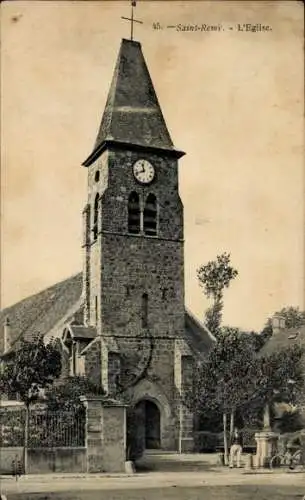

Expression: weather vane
xmin=121 ymin=1 xmax=143 ymax=41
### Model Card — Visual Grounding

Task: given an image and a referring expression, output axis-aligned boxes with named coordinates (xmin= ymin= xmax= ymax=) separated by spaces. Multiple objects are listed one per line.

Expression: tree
xmin=194 ymin=328 xmax=258 ymax=464
xmin=254 ymin=344 xmax=305 ymax=431
xmin=197 ymin=253 xmax=238 ymax=338
xmin=45 ymin=375 xmax=105 ymax=413
xmin=0 ymin=335 xmax=62 ymax=472
xmin=194 ymin=329 xmax=305 ymax=466
xmin=262 ymin=306 xmax=305 ymax=336
xmin=44 ymin=376 xmax=106 ymax=449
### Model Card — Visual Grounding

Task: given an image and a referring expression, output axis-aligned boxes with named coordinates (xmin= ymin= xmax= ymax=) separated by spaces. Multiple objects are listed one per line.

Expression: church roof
xmin=0 ymin=273 xmax=214 ymax=355
xmin=83 ymin=39 xmax=184 ymax=166
xmin=0 ymin=273 xmax=83 ymax=352
xmin=184 ymin=309 xmax=216 ymax=355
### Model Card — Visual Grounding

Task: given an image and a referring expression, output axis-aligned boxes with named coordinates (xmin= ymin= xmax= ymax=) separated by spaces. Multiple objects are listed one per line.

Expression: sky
xmin=1 ymin=0 xmax=304 ymax=332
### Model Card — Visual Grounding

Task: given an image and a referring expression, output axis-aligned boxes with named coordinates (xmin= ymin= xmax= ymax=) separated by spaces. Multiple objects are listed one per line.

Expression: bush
xmin=194 ymin=431 xmax=221 ymax=452
xmin=274 ymin=409 xmax=305 ymax=434
xmin=197 ymin=411 xmax=223 ymax=433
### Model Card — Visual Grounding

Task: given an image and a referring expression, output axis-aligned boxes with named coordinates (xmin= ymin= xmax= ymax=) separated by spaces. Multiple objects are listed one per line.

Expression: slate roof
xmin=0 ymin=273 xmax=83 ymax=350
xmin=260 ymin=325 xmax=305 ymax=356
xmin=68 ymin=325 xmax=96 ymax=340
xmin=0 ymin=273 xmax=214 ymax=355
xmin=83 ymin=39 xmax=184 ymax=166
xmin=184 ymin=309 xmax=216 ymax=355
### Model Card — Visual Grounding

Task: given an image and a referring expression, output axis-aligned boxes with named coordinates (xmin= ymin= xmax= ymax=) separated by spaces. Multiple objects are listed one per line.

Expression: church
xmin=0 ymin=36 xmax=215 ymax=453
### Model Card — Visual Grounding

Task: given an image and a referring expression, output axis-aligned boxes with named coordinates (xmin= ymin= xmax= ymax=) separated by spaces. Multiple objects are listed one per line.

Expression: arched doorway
xmin=135 ymin=399 xmax=161 ymax=449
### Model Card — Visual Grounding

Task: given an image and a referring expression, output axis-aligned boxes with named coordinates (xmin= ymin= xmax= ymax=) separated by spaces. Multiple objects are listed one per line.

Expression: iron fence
xmin=0 ymin=409 xmax=85 ymax=448
xmin=0 ymin=409 xmax=25 ymax=447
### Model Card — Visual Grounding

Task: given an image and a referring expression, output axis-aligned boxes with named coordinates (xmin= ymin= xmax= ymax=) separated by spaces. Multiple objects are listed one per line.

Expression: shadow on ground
xmin=134 ymin=453 xmax=226 ymax=473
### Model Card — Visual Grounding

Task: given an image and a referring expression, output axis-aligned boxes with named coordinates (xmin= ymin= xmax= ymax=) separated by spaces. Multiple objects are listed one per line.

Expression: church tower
xmin=82 ymin=39 xmax=185 ymax=333
xmin=81 ymin=38 xmax=197 ymax=453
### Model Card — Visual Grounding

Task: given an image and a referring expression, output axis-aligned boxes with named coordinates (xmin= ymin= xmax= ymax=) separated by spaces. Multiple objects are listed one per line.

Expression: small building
xmin=262 ymin=316 xmax=305 ymax=355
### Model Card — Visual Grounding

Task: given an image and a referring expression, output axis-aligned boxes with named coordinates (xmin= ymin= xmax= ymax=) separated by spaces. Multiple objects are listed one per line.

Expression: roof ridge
xmin=185 ymin=308 xmax=216 ymax=342
xmin=1 ymin=272 xmax=82 ymax=314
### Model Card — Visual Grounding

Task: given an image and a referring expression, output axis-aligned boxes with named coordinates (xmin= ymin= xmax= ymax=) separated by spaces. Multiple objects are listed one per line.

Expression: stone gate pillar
xmin=254 ymin=431 xmax=279 ymax=468
xmin=80 ymin=395 xmax=127 ymax=473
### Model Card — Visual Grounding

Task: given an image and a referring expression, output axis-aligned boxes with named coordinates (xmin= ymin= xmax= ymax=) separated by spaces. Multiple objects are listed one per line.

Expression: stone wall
xmin=0 ymin=447 xmax=23 ymax=474
xmin=84 ymin=338 xmax=101 ymax=386
xmin=81 ymin=395 xmax=127 ymax=473
xmin=84 ymin=151 xmax=109 ymax=329
xmin=82 ymin=333 xmax=196 ymax=452
xmin=28 ymin=448 xmax=86 ymax=473
xmin=108 ymin=352 xmax=121 ymax=394
xmin=118 ymin=336 xmax=179 ymax=447
xmin=0 ymin=448 xmax=86 ymax=475
xmin=100 ymin=235 xmax=185 ymax=340
xmin=174 ymin=340 xmax=195 ymax=452
xmin=101 ymin=405 xmax=126 ymax=472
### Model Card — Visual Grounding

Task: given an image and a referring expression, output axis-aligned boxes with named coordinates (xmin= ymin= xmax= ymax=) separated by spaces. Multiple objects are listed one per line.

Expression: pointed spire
xmin=83 ymin=39 xmax=184 ymax=166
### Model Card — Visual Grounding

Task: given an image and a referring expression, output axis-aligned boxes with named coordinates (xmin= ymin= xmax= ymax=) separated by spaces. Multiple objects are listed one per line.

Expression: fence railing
xmin=0 ymin=409 xmax=85 ymax=448
xmin=0 ymin=409 xmax=25 ymax=447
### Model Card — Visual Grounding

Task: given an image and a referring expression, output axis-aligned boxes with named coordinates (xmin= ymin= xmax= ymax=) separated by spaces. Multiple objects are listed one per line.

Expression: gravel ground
xmin=4 ymin=485 xmax=305 ymax=500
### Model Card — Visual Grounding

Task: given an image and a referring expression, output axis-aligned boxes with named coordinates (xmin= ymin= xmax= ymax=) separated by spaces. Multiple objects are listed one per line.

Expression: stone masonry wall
xmin=84 ymin=147 xmax=185 ymax=340
xmin=84 ymin=338 xmax=101 ymax=387
xmin=108 ymin=352 xmax=121 ymax=394
xmin=181 ymin=355 xmax=194 ymax=450
xmin=80 ymin=396 xmax=126 ymax=473
xmin=101 ymin=405 xmax=126 ymax=472
xmin=82 ymin=145 xmax=187 ymax=451
xmin=117 ymin=336 xmax=180 ymax=450
xmin=100 ymin=235 xmax=185 ymax=340
xmin=84 ymin=151 xmax=109 ymax=330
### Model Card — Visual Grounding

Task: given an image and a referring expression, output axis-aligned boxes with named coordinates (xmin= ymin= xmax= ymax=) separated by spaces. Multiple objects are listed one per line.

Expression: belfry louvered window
xmin=93 ymin=193 xmax=99 ymax=241
xmin=128 ymin=192 xmax=141 ymax=234
xmin=144 ymin=193 xmax=157 ymax=236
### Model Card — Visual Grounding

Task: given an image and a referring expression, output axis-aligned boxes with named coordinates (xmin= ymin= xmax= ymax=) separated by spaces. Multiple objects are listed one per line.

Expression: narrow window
xmin=144 ymin=194 xmax=157 ymax=236
xmin=95 ymin=296 xmax=98 ymax=323
xmin=181 ymin=355 xmax=194 ymax=391
xmin=93 ymin=194 xmax=99 ymax=241
xmin=142 ymin=293 xmax=148 ymax=328
xmin=128 ymin=192 xmax=141 ymax=234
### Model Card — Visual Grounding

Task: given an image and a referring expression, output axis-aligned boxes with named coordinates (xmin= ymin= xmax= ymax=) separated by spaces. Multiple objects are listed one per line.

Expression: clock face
xmin=133 ymin=159 xmax=155 ymax=184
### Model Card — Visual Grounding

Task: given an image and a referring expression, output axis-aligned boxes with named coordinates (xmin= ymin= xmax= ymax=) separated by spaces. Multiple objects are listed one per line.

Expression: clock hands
xmin=133 ymin=159 xmax=155 ymax=184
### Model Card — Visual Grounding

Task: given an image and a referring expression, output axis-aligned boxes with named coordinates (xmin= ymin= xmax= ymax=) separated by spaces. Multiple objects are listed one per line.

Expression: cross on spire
xmin=121 ymin=0 xmax=143 ymax=41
